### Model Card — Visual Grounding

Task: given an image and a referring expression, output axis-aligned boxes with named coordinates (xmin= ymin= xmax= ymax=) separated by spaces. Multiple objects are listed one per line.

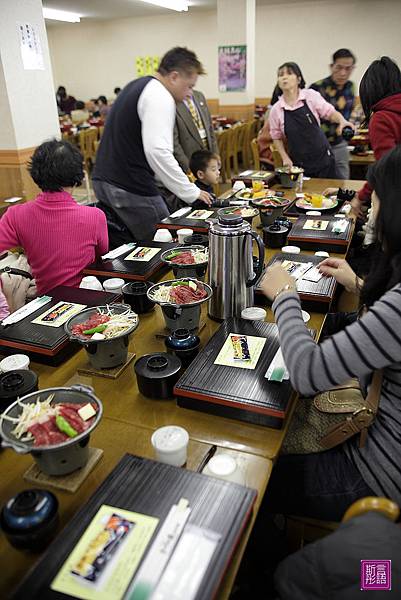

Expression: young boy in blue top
xmin=190 ymin=150 xmax=220 ymax=195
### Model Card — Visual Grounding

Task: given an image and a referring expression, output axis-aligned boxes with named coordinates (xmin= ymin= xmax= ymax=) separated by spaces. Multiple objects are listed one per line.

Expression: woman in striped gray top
xmin=261 ymin=145 xmax=401 ymax=521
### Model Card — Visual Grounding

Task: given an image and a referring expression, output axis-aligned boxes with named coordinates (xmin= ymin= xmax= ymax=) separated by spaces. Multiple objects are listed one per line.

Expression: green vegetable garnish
xmin=165 ymin=251 xmax=181 ymax=260
xmin=56 ymin=415 xmax=78 ymax=438
xmin=82 ymin=324 xmax=108 ymax=335
xmin=171 ymin=281 xmax=189 ymax=286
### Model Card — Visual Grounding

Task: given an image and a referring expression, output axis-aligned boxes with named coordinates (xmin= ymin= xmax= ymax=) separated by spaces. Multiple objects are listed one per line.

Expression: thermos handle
xmin=246 ymin=231 xmax=265 ymax=288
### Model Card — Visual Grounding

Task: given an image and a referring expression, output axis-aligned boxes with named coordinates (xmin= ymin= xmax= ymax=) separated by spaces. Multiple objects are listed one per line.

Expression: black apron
xmin=284 ymin=100 xmax=337 ymax=178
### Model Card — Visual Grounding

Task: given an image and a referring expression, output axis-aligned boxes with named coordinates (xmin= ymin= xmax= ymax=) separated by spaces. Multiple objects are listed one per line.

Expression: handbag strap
xmin=319 ymin=370 xmax=383 ymax=450
xmin=0 ymin=266 xmax=33 ymax=280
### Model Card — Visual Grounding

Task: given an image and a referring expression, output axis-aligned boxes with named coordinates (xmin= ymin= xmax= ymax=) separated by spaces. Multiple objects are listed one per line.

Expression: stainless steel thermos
xmin=208 ymin=211 xmax=264 ymax=320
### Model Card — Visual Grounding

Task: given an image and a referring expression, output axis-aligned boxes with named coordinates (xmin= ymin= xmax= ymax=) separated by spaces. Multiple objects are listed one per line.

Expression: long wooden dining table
xmin=0 ymin=178 xmax=365 ymax=599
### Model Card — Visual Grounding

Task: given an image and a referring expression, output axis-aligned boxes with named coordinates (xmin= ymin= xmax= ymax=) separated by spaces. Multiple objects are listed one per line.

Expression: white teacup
xmin=177 ymin=228 xmax=193 ymax=244
xmin=151 ymin=425 xmax=189 ymax=467
xmin=153 ymin=228 xmax=173 ymax=243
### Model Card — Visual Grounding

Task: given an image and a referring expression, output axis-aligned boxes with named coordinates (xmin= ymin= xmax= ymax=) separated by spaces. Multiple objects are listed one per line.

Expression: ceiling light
xmin=42 ymin=8 xmax=81 ymax=23
xmin=137 ymin=0 xmax=189 ymax=12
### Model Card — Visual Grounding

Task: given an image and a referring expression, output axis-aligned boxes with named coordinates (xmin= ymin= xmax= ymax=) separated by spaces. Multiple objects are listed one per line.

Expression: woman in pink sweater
xmin=0 ymin=140 xmax=108 ymax=295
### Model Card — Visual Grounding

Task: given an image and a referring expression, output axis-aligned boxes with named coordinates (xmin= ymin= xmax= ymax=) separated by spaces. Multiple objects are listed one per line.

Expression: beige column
xmin=0 ymin=0 xmax=60 ymax=201
xmin=217 ymin=0 xmax=255 ymax=121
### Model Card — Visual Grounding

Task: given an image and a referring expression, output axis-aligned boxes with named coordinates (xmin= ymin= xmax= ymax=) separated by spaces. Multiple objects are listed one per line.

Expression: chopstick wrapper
xmin=101 ymin=243 xmax=135 ymax=260
xmin=264 ymin=347 xmax=289 ymax=382
xmin=1 ymin=295 xmax=52 ymax=326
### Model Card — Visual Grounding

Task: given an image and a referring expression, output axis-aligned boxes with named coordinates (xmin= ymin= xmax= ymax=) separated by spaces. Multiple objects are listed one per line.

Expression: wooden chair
xmin=226 ymin=125 xmax=240 ymax=179
xmin=79 ymin=127 xmax=98 ymax=171
xmin=286 ymin=496 xmax=400 ymax=553
xmin=235 ymin=123 xmax=248 ymax=168
xmin=270 ymin=144 xmax=283 ymax=168
xmin=242 ymin=119 xmax=259 ymax=169
xmin=250 ymin=138 xmax=260 ymax=170
xmin=217 ymin=129 xmax=231 ymax=183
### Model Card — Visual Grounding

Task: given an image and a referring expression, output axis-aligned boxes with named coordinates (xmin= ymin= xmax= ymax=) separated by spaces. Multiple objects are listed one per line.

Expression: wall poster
xmin=17 ymin=22 xmax=44 ymax=70
xmin=218 ymin=45 xmax=246 ymax=92
xmin=136 ymin=56 xmax=160 ymax=77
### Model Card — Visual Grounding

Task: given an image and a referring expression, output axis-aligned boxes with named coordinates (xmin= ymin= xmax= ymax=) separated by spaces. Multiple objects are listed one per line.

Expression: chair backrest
xmin=79 ymin=128 xmax=98 ymax=161
xmin=250 ymin=138 xmax=260 ymax=170
xmin=217 ymin=129 xmax=230 ymax=183
xmin=270 ymin=144 xmax=283 ymax=168
xmin=235 ymin=123 xmax=247 ymax=162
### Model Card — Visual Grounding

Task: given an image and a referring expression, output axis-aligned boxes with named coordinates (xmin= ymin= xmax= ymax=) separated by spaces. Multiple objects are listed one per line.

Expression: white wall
xmin=47 ymin=11 xmax=218 ymax=100
xmin=47 ymin=0 xmax=401 ymax=102
xmin=0 ymin=0 xmax=60 ymax=149
xmin=255 ymin=0 xmax=401 ymax=97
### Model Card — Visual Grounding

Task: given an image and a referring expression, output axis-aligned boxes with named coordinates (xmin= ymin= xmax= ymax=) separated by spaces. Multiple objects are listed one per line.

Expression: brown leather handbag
xmin=281 ymin=370 xmax=383 ymax=455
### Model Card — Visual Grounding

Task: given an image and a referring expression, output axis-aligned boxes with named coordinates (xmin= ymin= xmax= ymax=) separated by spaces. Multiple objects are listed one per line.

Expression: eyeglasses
xmin=332 ymin=64 xmax=355 ymax=73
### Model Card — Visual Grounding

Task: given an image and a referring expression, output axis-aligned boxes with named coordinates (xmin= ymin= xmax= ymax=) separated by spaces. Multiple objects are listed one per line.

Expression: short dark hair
xmin=75 ymin=100 xmax=85 ymax=110
xmin=28 ymin=140 xmax=84 ymax=192
xmin=359 ymin=56 xmax=401 ymax=124
xmin=190 ymin=150 xmax=219 ymax=175
xmin=277 ymin=62 xmax=306 ymax=89
xmin=98 ymin=95 xmax=108 ymax=105
xmin=114 ymin=87 xmax=121 ymax=95
xmin=158 ymin=47 xmax=205 ymax=76
xmin=361 ymin=144 xmax=401 ymax=307
xmin=332 ymin=48 xmax=356 ymax=64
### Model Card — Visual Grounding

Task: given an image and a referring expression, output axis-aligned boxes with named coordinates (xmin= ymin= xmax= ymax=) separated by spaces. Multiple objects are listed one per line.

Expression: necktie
xmin=186 ymin=97 xmax=208 ymax=147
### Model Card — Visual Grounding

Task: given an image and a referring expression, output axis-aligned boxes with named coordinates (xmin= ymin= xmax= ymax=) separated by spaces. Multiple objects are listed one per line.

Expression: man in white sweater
xmin=93 ymin=47 xmax=212 ymax=241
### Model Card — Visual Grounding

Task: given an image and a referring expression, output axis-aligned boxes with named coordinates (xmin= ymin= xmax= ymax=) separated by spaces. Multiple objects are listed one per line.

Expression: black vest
xmin=92 ymin=76 xmax=159 ymax=196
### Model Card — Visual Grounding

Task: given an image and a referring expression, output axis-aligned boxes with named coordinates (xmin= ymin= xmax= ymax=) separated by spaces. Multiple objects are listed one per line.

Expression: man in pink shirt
xmin=269 ymin=62 xmax=353 ymax=178
xmin=0 ymin=140 xmax=108 ymax=295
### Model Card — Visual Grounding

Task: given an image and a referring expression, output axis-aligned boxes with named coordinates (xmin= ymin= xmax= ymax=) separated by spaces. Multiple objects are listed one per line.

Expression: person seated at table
xmin=56 ymin=86 xmax=76 ymax=115
xmin=97 ymin=95 xmax=111 ymax=120
xmin=260 ymin=144 xmax=401 ymax=522
xmin=157 ymin=150 xmax=220 ymax=214
xmin=88 ymin=98 xmax=100 ymax=118
xmin=0 ymin=140 xmax=108 ymax=295
xmin=269 ymin=62 xmax=354 ymax=178
xmin=189 ymin=149 xmax=220 ymax=195
xmin=70 ymin=100 xmax=90 ymax=126
xmin=114 ymin=87 xmax=122 ymax=98
xmin=350 ymin=56 xmax=401 ymax=219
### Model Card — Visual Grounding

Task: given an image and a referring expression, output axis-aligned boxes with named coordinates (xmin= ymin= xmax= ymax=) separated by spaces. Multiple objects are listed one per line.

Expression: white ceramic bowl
xmin=0 ymin=354 xmax=30 ymax=372
xmin=153 ymin=228 xmax=173 ymax=242
xmin=241 ymin=307 xmax=267 ymax=321
xmin=281 ymin=245 xmax=301 ymax=254
xmin=80 ymin=276 xmax=103 ymax=291
xmin=103 ymin=278 xmax=125 ymax=293
xmin=315 ymin=251 xmax=330 ymax=257
xmin=203 ymin=454 xmax=245 ymax=484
